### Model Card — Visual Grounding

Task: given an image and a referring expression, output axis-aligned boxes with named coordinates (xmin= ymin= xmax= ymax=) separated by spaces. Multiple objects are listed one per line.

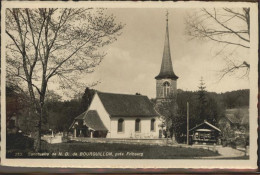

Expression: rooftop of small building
xmin=75 ymin=110 xmax=108 ymax=131
xmin=189 ymin=120 xmax=221 ymax=132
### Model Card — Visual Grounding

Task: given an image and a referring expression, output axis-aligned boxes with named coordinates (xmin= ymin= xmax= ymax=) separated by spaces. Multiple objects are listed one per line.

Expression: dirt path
xmin=200 ymin=146 xmax=246 ymax=159
xmin=173 ymin=144 xmax=247 ymax=159
xmin=217 ymin=147 xmax=244 ymax=157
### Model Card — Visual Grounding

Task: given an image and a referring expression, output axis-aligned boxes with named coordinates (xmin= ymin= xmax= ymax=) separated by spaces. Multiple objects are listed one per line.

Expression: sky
xmin=47 ymin=8 xmax=249 ymax=100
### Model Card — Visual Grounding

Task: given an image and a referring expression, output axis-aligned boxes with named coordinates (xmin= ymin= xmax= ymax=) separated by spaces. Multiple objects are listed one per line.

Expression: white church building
xmin=70 ymin=92 xmax=162 ymax=138
xmin=70 ymin=14 xmax=178 ymax=139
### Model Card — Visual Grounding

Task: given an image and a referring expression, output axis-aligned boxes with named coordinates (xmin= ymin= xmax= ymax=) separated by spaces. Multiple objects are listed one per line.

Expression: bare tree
xmin=6 ymin=8 xmax=123 ymax=151
xmin=185 ymin=8 xmax=250 ymax=78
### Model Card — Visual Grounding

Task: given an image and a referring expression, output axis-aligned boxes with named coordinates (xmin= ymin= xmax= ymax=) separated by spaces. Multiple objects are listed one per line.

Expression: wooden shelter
xmin=70 ymin=110 xmax=108 ymax=138
xmin=189 ymin=120 xmax=221 ymax=145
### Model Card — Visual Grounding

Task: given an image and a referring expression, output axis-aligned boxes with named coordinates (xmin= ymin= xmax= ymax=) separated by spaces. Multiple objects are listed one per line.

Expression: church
xmin=70 ymin=14 xmax=178 ymax=139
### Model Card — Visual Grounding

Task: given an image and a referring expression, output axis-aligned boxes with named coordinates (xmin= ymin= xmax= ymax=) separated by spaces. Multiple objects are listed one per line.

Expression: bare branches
xmin=223 ymin=8 xmax=248 ymax=23
xmin=186 ymin=8 xmax=249 ymax=47
xmin=219 ymin=57 xmax=250 ymax=80
xmin=185 ymin=8 xmax=250 ymax=78
xmin=46 ymin=37 xmax=92 ymax=80
xmin=205 ymin=32 xmax=249 ymax=48
xmin=6 ymin=8 xmax=123 ymax=100
xmin=202 ymin=8 xmax=249 ymax=43
xmin=6 ymin=8 xmax=123 ymax=150
xmin=15 ymin=74 xmax=42 ymax=95
xmin=6 ymin=30 xmax=23 ymax=53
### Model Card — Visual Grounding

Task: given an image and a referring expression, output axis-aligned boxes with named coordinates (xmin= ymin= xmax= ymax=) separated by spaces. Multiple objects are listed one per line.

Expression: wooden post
xmin=74 ymin=128 xmax=76 ymax=138
xmin=91 ymin=131 xmax=93 ymax=138
xmin=187 ymin=102 xmax=189 ymax=145
xmin=213 ymin=143 xmax=216 ymax=152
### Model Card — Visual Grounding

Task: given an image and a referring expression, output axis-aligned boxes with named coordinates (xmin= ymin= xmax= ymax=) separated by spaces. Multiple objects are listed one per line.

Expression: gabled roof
xmin=155 ymin=16 xmax=178 ymax=80
xmin=75 ymin=111 xmax=87 ymax=120
xmin=225 ymin=114 xmax=240 ymax=124
xmin=97 ymin=92 xmax=159 ymax=117
xmin=225 ymin=108 xmax=249 ymax=125
xmin=189 ymin=121 xmax=221 ymax=132
xmin=84 ymin=110 xmax=108 ymax=131
xmin=74 ymin=110 xmax=108 ymax=131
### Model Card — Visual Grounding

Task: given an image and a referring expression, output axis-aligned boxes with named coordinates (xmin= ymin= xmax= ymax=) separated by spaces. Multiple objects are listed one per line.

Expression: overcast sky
xmin=72 ymin=8 xmax=250 ymax=99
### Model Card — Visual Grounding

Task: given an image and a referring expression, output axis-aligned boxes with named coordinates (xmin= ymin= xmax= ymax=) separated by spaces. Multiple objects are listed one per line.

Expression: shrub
xmin=6 ymin=133 xmax=34 ymax=150
xmin=229 ymin=141 xmax=237 ymax=149
xmin=235 ymin=136 xmax=249 ymax=147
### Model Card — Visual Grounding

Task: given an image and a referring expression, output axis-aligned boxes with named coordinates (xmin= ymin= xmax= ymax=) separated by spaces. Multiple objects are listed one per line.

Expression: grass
xmin=7 ymin=141 xmax=220 ymax=159
xmin=218 ymin=155 xmax=249 ymax=160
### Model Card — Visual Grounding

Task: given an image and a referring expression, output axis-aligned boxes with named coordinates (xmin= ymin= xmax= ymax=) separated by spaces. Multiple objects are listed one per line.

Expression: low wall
xmin=70 ymin=137 xmax=172 ymax=145
xmin=42 ymin=135 xmax=62 ymax=144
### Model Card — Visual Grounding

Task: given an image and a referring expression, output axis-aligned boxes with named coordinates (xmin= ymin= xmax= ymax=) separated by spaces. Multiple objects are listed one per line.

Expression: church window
xmin=163 ymin=81 xmax=170 ymax=97
xmin=151 ymin=119 xmax=155 ymax=131
xmin=118 ymin=118 xmax=124 ymax=132
xmin=135 ymin=119 xmax=141 ymax=132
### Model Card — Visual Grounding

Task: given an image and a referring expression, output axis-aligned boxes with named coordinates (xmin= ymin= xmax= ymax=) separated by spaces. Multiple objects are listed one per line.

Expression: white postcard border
xmin=1 ymin=1 xmax=258 ymax=169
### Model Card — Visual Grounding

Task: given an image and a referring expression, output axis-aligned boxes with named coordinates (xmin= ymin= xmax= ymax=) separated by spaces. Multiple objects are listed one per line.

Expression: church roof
xmin=75 ymin=110 xmax=108 ymax=131
xmin=97 ymin=92 xmax=159 ymax=117
xmin=155 ymin=16 xmax=178 ymax=80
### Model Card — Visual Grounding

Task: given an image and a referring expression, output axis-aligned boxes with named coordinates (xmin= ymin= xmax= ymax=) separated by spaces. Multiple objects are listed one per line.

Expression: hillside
xmin=177 ymin=89 xmax=249 ymax=109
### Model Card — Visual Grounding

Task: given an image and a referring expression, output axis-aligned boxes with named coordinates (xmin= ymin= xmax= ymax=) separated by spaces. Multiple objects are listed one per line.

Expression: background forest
xmin=7 ymin=84 xmax=249 ymax=140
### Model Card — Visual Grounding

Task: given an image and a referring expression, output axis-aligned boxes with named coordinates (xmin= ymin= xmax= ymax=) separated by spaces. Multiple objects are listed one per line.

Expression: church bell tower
xmin=155 ymin=12 xmax=178 ymax=100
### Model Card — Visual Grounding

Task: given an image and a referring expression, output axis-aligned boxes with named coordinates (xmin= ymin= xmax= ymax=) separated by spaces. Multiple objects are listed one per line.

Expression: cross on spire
xmin=155 ymin=11 xmax=178 ymax=80
xmin=166 ymin=10 xmax=169 ymax=22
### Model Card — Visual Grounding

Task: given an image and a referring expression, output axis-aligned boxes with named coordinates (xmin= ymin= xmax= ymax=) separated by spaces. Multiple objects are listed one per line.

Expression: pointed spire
xmin=155 ymin=11 xmax=178 ymax=80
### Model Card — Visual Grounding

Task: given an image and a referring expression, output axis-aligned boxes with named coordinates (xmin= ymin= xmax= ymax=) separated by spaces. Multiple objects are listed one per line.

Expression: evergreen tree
xmin=79 ymin=87 xmax=96 ymax=113
xmin=196 ymin=77 xmax=224 ymax=125
xmin=197 ymin=77 xmax=207 ymax=123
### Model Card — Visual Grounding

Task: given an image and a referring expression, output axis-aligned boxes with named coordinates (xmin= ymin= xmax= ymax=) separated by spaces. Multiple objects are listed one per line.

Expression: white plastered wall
xmin=87 ymin=93 xmax=112 ymax=138
xmin=88 ymin=93 xmax=162 ymax=139
xmin=110 ymin=116 xmax=162 ymax=138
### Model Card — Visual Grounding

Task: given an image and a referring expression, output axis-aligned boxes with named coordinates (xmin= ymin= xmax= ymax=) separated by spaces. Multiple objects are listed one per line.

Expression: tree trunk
xmin=32 ymin=97 xmax=45 ymax=152
xmin=34 ymin=81 xmax=46 ymax=152
xmin=33 ymin=108 xmax=42 ymax=152
xmin=33 ymin=123 xmax=41 ymax=152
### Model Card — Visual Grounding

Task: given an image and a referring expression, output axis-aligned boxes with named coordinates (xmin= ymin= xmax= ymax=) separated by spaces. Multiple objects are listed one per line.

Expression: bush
xmin=230 ymin=141 xmax=237 ymax=149
xmin=6 ymin=133 xmax=34 ymax=150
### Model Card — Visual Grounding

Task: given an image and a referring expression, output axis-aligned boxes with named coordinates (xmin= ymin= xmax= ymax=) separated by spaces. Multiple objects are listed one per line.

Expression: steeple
xmin=155 ymin=12 xmax=178 ymax=80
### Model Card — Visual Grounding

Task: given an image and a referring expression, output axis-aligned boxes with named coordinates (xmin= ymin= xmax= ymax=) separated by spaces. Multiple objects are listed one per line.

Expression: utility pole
xmin=187 ymin=102 xmax=189 ymax=145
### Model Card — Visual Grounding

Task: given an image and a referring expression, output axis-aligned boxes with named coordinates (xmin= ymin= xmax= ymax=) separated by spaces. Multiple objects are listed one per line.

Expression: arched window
xmin=118 ymin=118 xmax=124 ymax=132
xmin=135 ymin=119 xmax=141 ymax=132
xmin=151 ymin=119 xmax=155 ymax=131
xmin=163 ymin=81 xmax=170 ymax=97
